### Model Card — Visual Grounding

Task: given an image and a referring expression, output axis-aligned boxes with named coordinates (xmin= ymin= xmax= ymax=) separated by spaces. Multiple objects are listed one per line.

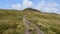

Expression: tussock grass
xmin=0 ymin=9 xmax=60 ymax=34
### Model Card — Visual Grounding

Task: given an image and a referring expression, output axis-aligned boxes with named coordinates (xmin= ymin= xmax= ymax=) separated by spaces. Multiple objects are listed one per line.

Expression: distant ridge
xmin=23 ymin=8 xmax=41 ymax=12
xmin=0 ymin=8 xmax=60 ymax=15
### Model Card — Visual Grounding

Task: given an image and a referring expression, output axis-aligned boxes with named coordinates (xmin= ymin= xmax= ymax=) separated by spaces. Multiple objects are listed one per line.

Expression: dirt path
xmin=23 ymin=16 xmax=32 ymax=34
xmin=0 ymin=20 xmax=10 ymax=21
xmin=27 ymin=21 xmax=44 ymax=34
xmin=22 ymin=16 xmax=44 ymax=34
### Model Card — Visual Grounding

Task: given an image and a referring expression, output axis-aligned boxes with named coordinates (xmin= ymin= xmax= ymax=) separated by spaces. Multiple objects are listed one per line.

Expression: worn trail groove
xmin=23 ymin=16 xmax=32 ymax=34
xmin=22 ymin=16 xmax=44 ymax=34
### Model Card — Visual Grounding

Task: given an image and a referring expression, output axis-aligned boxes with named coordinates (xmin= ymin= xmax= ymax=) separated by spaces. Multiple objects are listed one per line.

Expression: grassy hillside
xmin=0 ymin=8 xmax=60 ymax=34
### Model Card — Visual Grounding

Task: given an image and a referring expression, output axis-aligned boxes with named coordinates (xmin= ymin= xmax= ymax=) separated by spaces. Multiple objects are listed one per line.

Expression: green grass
xmin=0 ymin=8 xmax=60 ymax=34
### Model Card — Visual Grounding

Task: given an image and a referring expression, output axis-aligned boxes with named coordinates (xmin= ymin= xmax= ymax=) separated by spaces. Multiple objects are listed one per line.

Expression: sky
xmin=0 ymin=0 xmax=60 ymax=14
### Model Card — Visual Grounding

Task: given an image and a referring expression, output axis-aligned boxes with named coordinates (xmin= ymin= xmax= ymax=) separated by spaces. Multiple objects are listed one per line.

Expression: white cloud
xmin=48 ymin=3 xmax=59 ymax=7
xmin=8 ymin=0 xmax=33 ymax=10
xmin=7 ymin=0 xmax=60 ymax=14
xmin=22 ymin=0 xmax=33 ymax=9
xmin=11 ymin=4 xmax=21 ymax=10
xmin=35 ymin=0 xmax=60 ymax=14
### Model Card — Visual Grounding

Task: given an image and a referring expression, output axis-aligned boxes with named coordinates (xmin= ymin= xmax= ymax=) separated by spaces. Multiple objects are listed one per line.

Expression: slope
xmin=0 ymin=8 xmax=60 ymax=34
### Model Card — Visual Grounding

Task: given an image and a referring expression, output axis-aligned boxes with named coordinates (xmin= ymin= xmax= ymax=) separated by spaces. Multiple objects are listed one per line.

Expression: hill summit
xmin=23 ymin=8 xmax=40 ymax=12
